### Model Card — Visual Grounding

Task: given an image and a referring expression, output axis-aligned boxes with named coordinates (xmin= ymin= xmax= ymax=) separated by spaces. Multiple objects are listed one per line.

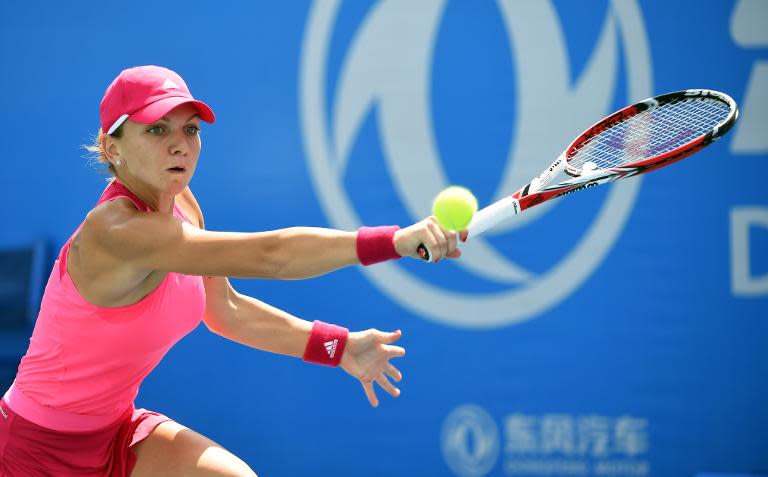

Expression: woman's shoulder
xmin=72 ymin=198 xmax=145 ymax=255
xmin=84 ymin=197 xmax=143 ymax=231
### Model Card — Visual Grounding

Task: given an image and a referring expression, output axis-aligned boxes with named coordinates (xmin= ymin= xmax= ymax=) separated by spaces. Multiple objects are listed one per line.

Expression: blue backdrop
xmin=1 ymin=1 xmax=766 ymax=476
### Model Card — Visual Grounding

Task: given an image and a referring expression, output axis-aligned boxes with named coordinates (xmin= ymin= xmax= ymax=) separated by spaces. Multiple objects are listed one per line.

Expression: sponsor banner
xmin=442 ymin=405 xmax=651 ymax=477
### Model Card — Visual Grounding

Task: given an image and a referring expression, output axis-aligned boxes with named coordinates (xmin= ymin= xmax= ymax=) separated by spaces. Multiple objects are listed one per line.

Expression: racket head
xmin=563 ymin=89 xmax=738 ymax=177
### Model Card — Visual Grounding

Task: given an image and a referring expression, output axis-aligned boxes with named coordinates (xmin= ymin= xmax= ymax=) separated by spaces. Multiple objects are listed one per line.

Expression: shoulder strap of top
xmin=97 ymin=180 xmax=152 ymax=212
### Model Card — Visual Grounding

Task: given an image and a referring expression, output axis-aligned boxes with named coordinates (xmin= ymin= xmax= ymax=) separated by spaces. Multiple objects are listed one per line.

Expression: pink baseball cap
xmin=100 ymin=65 xmax=215 ymax=135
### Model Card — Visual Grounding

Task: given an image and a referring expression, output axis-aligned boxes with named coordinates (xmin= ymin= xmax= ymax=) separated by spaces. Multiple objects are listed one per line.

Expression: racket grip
xmin=467 ymin=196 xmax=521 ymax=238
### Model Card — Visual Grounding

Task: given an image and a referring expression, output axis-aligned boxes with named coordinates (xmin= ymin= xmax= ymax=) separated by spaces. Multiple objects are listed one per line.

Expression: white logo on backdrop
xmin=730 ymin=0 xmax=768 ymax=154
xmin=731 ymin=207 xmax=768 ymax=296
xmin=300 ymin=1 xmax=652 ymax=328
xmin=729 ymin=0 xmax=768 ymax=298
xmin=441 ymin=405 xmax=500 ymax=477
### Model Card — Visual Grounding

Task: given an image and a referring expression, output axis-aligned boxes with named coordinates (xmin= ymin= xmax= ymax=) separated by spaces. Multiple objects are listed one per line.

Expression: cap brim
xmin=129 ymin=96 xmax=216 ymax=125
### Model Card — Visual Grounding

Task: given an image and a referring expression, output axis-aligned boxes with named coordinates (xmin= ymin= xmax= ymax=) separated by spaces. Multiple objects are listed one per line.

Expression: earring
xmin=115 ymin=159 xmax=123 ymax=166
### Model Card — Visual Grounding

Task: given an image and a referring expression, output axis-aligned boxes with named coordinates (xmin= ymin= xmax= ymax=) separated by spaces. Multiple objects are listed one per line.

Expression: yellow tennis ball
xmin=432 ymin=186 xmax=478 ymax=231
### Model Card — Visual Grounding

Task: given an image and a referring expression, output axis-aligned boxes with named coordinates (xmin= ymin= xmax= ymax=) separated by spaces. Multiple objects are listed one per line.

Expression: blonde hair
xmin=83 ymin=124 xmax=124 ymax=176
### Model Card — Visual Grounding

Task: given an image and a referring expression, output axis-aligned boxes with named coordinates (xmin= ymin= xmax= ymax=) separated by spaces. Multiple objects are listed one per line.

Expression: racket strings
xmin=569 ymin=97 xmax=731 ymax=170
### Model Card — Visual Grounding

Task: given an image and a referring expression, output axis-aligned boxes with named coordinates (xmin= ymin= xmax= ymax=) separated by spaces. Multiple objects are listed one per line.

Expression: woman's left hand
xmin=340 ymin=329 xmax=406 ymax=407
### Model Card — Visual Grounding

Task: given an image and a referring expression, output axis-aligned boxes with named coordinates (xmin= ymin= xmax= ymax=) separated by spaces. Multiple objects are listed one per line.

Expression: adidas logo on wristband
xmin=324 ymin=339 xmax=338 ymax=358
xmin=303 ymin=320 xmax=348 ymax=367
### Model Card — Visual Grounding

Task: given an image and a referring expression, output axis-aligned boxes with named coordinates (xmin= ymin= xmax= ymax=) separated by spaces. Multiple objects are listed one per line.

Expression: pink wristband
xmin=356 ymin=225 xmax=402 ymax=266
xmin=303 ymin=320 xmax=349 ymax=367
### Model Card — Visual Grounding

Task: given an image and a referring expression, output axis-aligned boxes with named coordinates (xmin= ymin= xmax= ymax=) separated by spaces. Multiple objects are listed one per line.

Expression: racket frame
xmin=466 ymin=89 xmax=738 ymax=241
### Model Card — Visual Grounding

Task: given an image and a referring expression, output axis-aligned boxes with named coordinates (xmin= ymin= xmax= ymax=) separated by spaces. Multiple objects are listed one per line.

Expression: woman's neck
xmin=113 ymin=176 xmax=175 ymax=214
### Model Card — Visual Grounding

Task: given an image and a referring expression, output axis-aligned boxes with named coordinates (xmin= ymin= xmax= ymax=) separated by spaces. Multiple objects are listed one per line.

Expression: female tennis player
xmin=0 ymin=65 xmax=463 ymax=476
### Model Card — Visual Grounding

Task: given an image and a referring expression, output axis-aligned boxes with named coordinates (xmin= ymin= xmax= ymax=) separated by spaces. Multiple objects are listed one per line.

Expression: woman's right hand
xmin=393 ymin=217 xmax=467 ymax=262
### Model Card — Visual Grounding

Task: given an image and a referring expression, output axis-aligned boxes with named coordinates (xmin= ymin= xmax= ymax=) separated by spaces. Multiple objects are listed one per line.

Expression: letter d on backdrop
xmin=731 ymin=206 xmax=768 ymax=296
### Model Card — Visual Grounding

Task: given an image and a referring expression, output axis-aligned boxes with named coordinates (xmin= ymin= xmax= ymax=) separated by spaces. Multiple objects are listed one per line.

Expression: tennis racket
xmin=419 ymin=89 xmax=738 ymax=261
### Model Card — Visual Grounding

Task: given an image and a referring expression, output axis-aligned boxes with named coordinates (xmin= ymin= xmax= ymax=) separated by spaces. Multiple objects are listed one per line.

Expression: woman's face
xmin=111 ymin=103 xmax=202 ymax=197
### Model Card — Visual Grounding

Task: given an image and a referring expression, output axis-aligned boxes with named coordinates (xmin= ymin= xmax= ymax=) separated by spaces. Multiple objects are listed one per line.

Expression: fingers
xmin=446 ymin=248 xmax=462 ymax=259
xmin=380 ymin=329 xmax=402 ymax=344
xmin=375 ymin=373 xmax=401 ymax=398
xmin=422 ymin=221 xmax=442 ymax=261
xmin=395 ymin=218 xmax=466 ymax=262
xmin=373 ymin=329 xmax=405 ymax=353
xmin=361 ymin=381 xmax=379 ymax=407
xmin=384 ymin=363 xmax=402 ymax=382
xmin=416 ymin=218 xmax=450 ymax=262
xmin=427 ymin=218 xmax=466 ymax=262
xmin=360 ymin=373 xmax=403 ymax=407
xmin=351 ymin=330 xmax=406 ymax=407
xmin=446 ymin=230 xmax=466 ymax=258
xmin=384 ymin=344 xmax=406 ymax=358
xmin=429 ymin=219 xmax=450 ymax=260
xmin=447 ymin=229 xmax=458 ymax=252
xmin=374 ymin=329 xmax=405 ymax=356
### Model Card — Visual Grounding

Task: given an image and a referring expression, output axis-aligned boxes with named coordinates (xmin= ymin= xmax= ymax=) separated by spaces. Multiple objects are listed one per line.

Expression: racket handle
xmin=417 ymin=195 xmax=522 ymax=261
xmin=467 ymin=195 xmax=521 ymax=238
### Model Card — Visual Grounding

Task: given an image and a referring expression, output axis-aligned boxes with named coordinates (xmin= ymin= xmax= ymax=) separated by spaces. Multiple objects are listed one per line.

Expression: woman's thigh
xmin=130 ymin=420 xmax=257 ymax=477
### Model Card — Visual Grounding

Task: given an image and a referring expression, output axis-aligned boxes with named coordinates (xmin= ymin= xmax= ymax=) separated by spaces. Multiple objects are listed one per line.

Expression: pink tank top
xmin=4 ymin=180 xmax=205 ymax=431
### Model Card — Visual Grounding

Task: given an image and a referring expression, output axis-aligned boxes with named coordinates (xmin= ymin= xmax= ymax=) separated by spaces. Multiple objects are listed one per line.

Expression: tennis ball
xmin=432 ymin=186 xmax=478 ymax=231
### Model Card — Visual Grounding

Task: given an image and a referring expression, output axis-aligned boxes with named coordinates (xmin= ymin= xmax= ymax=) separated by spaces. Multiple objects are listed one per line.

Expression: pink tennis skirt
xmin=0 ymin=398 xmax=171 ymax=476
